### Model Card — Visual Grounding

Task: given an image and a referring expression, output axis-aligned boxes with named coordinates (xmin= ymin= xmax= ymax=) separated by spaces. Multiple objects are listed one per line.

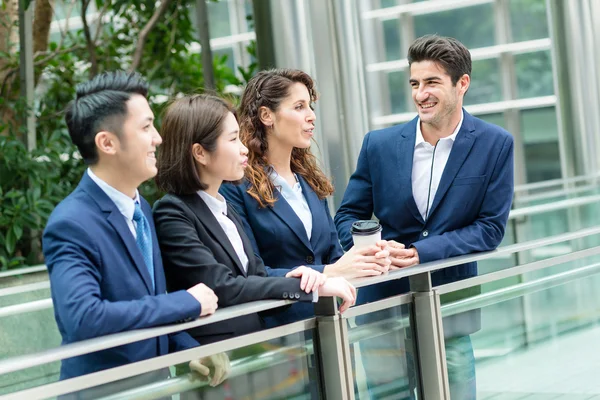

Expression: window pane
xmin=387 ymin=70 xmax=409 ymax=114
xmin=464 ymin=58 xmax=502 ymax=105
xmin=414 ymin=4 xmax=495 ymax=48
xmin=383 ymin=19 xmax=402 ymax=61
xmin=521 ymin=107 xmax=561 ymax=182
xmin=515 ymin=50 xmax=554 ymax=99
xmin=207 ymin=0 xmax=232 ymax=38
xmin=478 ymin=113 xmax=506 ymax=129
xmin=509 ymin=0 xmax=549 ymax=42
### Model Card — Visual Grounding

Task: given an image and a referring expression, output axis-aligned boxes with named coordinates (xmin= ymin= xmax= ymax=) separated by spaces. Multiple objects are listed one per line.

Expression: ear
xmin=192 ymin=143 xmax=209 ymax=166
xmin=457 ymin=74 xmax=470 ymax=96
xmin=95 ymin=131 xmax=118 ymax=157
xmin=258 ymin=106 xmax=274 ymax=127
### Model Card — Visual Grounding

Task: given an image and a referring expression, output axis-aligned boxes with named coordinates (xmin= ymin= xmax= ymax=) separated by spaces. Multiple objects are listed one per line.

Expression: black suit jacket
xmin=153 ymin=192 xmax=313 ymax=344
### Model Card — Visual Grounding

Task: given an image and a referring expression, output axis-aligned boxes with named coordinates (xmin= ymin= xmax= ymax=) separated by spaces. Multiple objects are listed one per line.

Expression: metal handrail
xmin=2 ymin=225 xmax=600 ymax=375
xmin=0 ymin=299 xmax=291 ymax=376
xmin=507 ymin=193 xmax=600 ymax=220
xmin=0 ymin=281 xmax=49 ymax=298
xmin=513 ymin=183 xmax=600 ymax=205
xmin=513 ymin=171 xmax=600 ymax=193
xmin=15 ymin=256 xmax=600 ymax=400
xmin=0 ymin=265 xmax=46 ymax=279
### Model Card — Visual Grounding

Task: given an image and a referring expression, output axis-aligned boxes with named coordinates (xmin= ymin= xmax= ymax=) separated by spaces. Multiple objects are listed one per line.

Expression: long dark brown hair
xmin=239 ymin=68 xmax=334 ymax=208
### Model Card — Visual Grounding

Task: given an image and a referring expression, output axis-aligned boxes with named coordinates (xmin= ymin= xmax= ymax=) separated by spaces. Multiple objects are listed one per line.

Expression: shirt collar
xmin=415 ymin=110 xmax=464 ymax=148
xmin=197 ymin=190 xmax=228 ymax=216
xmin=87 ymin=168 xmax=139 ymax=220
xmin=269 ymin=169 xmax=300 ymax=192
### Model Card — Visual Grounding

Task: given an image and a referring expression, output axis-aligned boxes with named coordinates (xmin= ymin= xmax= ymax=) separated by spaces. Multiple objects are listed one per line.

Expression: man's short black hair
xmin=407 ymin=35 xmax=472 ymax=85
xmin=65 ymin=71 xmax=149 ymax=164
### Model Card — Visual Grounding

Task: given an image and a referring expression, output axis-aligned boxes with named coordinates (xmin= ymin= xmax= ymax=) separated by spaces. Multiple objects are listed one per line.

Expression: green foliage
xmin=0 ymin=0 xmax=258 ymax=270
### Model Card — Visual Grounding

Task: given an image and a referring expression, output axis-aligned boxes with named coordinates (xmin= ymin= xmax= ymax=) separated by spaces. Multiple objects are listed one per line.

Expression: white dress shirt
xmin=87 ymin=168 xmax=141 ymax=238
xmin=411 ymin=111 xmax=464 ymax=221
xmin=197 ymin=191 xmax=249 ymax=272
xmin=270 ymin=170 xmax=313 ymax=240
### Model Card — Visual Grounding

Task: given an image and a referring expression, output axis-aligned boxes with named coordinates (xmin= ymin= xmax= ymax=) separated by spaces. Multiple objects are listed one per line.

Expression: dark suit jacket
xmin=220 ymin=175 xmax=344 ymax=326
xmin=153 ymin=192 xmax=313 ymax=344
xmin=334 ymin=111 xmax=514 ymax=336
xmin=42 ymin=173 xmax=200 ymax=380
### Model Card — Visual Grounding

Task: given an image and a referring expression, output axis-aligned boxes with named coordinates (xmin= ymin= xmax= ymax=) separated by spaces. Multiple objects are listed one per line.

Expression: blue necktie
xmin=133 ymin=202 xmax=155 ymax=290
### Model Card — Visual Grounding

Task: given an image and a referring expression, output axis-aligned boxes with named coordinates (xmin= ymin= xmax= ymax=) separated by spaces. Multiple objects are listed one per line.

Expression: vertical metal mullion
xmin=18 ymin=0 xmax=36 ymax=152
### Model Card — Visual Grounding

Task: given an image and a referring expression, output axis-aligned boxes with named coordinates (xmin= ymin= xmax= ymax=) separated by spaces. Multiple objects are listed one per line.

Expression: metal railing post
xmin=314 ymin=297 xmax=354 ymax=400
xmin=409 ymin=272 xmax=450 ymax=399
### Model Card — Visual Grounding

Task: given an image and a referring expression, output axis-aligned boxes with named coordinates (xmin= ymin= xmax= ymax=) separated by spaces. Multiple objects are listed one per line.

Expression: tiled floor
xmin=477 ymin=324 xmax=600 ymax=399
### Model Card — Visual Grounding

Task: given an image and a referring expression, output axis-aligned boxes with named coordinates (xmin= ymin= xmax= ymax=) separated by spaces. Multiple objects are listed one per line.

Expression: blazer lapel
xmin=427 ymin=111 xmax=476 ymax=218
xmin=269 ymin=189 xmax=313 ymax=252
xmin=106 ymin=211 xmax=155 ymax=294
xmin=181 ymin=194 xmax=247 ymax=277
xmin=228 ymin=204 xmax=256 ymax=276
xmin=80 ymin=173 xmax=154 ymax=294
xmin=398 ymin=119 xmax=425 ymax=225
xmin=298 ymin=176 xmax=324 ymax=249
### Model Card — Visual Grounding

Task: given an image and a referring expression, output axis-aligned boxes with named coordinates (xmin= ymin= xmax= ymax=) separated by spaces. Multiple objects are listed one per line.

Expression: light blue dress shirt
xmin=269 ymin=170 xmax=313 ymax=240
xmin=87 ymin=168 xmax=140 ymax=238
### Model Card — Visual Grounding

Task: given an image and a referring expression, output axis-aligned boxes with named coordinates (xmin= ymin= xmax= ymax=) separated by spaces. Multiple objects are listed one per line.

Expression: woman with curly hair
xmin=220 ymin=69 xmax=390 ymax=326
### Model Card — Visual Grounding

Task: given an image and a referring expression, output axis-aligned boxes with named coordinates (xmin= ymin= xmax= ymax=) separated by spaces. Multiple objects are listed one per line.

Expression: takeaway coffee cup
xmin=350 ymin=220 xmax=382 ymax=248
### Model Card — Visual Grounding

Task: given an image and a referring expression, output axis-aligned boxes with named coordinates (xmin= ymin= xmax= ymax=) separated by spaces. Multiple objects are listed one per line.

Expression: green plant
xmin=0 ymin=0 xmax=258 ymax=270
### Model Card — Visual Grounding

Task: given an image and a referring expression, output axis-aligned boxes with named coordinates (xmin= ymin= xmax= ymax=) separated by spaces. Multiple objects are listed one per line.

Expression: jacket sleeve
xmin=153 ymin=197 xmax=313 ymax=307
xmin=334 ymin=132 xmax=375 ymax=250
xmin=411 ymin=135 xmax=514 ymax=262
xmin=43 ymin=217 xmax=201 ymax=342
xmin=168 ymin=331 xmax=200 ymax=352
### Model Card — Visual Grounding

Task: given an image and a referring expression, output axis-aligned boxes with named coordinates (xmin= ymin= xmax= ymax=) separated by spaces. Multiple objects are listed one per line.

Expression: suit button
xmin=283 ymin=292 xmax=288 ymax=299
xmin=422 ymin=230 xmax=429 ymax=237
xmin=294 ymin=293 xmax=300 ymax=299
xmin=305 ymin=255 xmax=314 ymax=264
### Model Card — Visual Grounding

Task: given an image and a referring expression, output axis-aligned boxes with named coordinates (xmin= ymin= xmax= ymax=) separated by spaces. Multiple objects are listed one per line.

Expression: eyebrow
xmin=409 ymin=76 xmax=442 ymax=83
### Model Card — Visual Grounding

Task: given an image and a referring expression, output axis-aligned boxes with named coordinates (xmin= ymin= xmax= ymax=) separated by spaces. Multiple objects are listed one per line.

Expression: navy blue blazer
xmin=42 ymin=173 xmax=201 ymax=380
xmin=335 ymin=111 xmax=514 ymax=304
xmin=220 ymin=175 xmax=344 ymax=325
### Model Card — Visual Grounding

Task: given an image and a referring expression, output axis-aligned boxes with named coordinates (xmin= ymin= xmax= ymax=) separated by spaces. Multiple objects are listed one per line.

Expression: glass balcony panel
xmin=347 ymin=304 xmax=418 ymax=399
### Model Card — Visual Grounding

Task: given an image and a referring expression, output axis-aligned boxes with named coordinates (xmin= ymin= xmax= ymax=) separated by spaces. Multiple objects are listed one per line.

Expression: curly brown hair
xmin=239 ymin=68 xmax=334 ymax=208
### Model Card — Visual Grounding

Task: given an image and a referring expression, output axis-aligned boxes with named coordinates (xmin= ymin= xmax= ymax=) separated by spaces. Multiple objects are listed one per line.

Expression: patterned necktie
xmin=133 ymin=202 xmax=155 ymax=290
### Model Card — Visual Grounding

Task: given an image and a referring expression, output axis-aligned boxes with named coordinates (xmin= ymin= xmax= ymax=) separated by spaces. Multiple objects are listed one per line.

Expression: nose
xmin=153 ymin=126 xmax=163 ymax=145
xmin=307 ymin=107 xmax=316 ymax=122
xmin=415 ymin=85 xmax=429 ymax=102
xmin=240 ymin=142 xmax=248 ymax=155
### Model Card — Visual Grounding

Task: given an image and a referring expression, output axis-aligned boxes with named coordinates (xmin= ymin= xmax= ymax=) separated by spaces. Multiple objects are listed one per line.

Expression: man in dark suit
xmin=42 ymin=71 xmax=221 ymax=391
xmin=335 ymin=35 xmax=514 ymax=399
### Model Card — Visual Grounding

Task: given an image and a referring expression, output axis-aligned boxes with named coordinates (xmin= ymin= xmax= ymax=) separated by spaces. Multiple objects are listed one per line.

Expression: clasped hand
xmin=380 ymin=240 xmax=419 ymax=269
xmin=188 ymin=352 xmax=231 ymax=387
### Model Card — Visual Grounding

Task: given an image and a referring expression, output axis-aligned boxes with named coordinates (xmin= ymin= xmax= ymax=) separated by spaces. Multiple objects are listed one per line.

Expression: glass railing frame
xmin=4 ymin=228 xmax=600 ymax=398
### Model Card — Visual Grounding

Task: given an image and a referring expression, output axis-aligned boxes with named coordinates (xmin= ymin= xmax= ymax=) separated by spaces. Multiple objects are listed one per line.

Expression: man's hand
xmin=189 ymin=352 xmax=231 ymax=387
xmin=319 ymin=277 xmax=357 ymax=313
xmin=187 ymin=283 xmax=219 ymax=317
xmin=324 ymin=244 xmax=391 ymax=279
xmin=285 ymin=266 xmax=327 ymax=293
xmin=383 ymin=240 xmax=419 ymax=269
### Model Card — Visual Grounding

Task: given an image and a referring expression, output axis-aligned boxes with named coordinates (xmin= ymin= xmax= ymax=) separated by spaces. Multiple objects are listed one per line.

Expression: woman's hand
xmin=285 ymin=266 xmax=327 ymax=293
xmin=324 ymin=244 xmax=391 ymax=279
